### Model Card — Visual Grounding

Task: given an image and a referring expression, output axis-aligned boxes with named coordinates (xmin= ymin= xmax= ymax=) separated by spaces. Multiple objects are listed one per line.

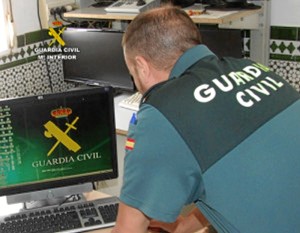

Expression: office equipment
xmin=104 ymin=0 xmax=160 ymax=14
xmin=118 ymin=91 xmax=142 ymax=111
xmin=0 ymin=196 xmax=119 ymax=233
xmin=92 ymin=0 xmax=116 ymax=7
xmin=63 ymin=3 xmax=269 ymax=66
xmin=204 ymin=0 xmax=260 ymax=9
xmin=0 ymin=86 xmax=118 ymax=206
xmin=199 ymin=26 xmax=243 ymax=58
xmin=173 ymin=0 xmax=196 ymax=8
xmin=63 ymin=28 xmax=135 ymax=92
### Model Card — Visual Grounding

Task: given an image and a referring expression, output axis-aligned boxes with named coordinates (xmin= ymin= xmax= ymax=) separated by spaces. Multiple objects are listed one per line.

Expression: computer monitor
xmin=62 ymin=28 xmax=135 ymax=92
xmin=0 ymin=86 xmax=118 ymax=207
xmin=199 ymin=26 xmax=243 ymax=58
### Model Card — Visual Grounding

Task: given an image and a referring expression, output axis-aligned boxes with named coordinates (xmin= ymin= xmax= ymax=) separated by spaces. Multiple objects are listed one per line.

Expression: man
xmin=113 ymin=5 xmax=300 ymax=233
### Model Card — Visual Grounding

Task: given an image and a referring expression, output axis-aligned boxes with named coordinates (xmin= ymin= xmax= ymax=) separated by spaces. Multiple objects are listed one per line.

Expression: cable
xmin=57 ymin=6 xmax=77 ymax=25
xmin=36 ymin=0 xmax=43 ymax=29
xmin=7 ymin=0 xmax=13 ymax=20
xmin=59 ymin=194 xmax=81 ymax=206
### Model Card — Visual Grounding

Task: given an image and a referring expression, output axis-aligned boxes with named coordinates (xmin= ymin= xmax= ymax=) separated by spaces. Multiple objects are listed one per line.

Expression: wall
xmin=0 ymin=0 xmax=75 ymax=99
xmin=268 ymin=0 xmax=300 ymax=91
xmin=271 ymin=0 xmax=300 ymax=27
xmin=11 ymin=0 xmax=40 ymax=35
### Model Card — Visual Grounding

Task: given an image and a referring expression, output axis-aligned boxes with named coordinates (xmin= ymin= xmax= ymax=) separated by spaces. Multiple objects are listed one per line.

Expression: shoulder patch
xmin=125 ymin=138 xmax=135 ymax=151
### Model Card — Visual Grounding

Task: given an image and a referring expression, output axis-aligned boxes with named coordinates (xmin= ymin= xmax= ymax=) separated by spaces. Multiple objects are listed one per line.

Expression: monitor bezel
xmin=0 ymin=86 xmax=118 ymax=197
xmin=62 ymin=28 xmax=135 ymax=93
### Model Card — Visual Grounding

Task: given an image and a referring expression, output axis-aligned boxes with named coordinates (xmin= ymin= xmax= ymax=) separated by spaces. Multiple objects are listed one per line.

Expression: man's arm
xmin=149 ymin=207 xmax=210 ymax=233
xmin=112 ymin=202 xmax=151 ymax=233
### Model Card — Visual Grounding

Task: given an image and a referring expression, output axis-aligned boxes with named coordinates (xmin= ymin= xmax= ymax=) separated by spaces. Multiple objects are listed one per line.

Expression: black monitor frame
xmin=0 ymin=86 xmax=118 ymax=200
xmin=62 ymin=28 xmax=135 ymax=93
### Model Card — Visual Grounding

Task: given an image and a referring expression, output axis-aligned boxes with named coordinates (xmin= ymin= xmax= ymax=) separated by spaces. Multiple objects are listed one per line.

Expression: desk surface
xmin=64 ymin=5 xmax=262 ymax=25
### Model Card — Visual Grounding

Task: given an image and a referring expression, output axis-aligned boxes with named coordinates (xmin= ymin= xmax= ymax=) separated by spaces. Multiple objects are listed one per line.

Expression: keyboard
xmin=119 ymin=92 xmax=142 ymax=111
xmin=0 ymin=196 xmax=119 ymax=233
xmin=105 ymin=0 xmax=160 ymax=13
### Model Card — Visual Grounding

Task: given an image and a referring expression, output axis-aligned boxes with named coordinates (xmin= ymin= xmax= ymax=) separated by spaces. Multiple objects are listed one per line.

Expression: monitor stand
xmin=6 ymin=183 xmax=94 ymax=211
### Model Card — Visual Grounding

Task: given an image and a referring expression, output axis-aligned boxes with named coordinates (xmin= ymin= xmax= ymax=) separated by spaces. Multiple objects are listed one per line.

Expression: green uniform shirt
xmin=120 ymin=45 xmax=300 ymax=232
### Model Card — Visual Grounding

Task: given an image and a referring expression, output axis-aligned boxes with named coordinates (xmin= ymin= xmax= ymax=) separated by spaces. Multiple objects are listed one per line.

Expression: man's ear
xmin=135 ymin=55 xmax=150 ymax=79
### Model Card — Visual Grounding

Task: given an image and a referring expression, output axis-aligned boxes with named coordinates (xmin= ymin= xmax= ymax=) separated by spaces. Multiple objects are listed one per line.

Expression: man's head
xmin=122 ymin=5 xmax=202 ymax=94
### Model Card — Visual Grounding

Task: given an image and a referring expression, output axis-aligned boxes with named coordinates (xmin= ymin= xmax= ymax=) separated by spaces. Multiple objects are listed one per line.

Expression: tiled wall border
xmin=1 ymin=26 xmax=299 ymax=67
xmin=0 ymin=30 xmax=51 ymax=70
xmin=243 ymin=26 xmax=300 ymax=62
xmin=270 ymin=26 xmax=300 ymax=61
xmin=0 ymin=29 xmax=75 ymax=98
xmin=2 ymin=25 xmax=298 ymax=68
xmin=0 ymin=26 xmax=299 ymax=98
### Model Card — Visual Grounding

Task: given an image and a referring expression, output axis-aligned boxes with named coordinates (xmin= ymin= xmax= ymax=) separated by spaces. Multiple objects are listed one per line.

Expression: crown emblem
xmin=52 ymin=21 xmax=63 ymax=26
xmin=51 ymin=107 xmax=72 ymax=118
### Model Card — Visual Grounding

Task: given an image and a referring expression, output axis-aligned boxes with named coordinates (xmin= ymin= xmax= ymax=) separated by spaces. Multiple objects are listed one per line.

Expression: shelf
xmin=64 ymin=6 xmax=262 ymax=27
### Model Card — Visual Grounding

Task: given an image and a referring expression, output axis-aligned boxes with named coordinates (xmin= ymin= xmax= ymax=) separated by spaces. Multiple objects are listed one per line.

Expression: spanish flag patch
xmin=125 ymin=138 xmax=135 ymax=150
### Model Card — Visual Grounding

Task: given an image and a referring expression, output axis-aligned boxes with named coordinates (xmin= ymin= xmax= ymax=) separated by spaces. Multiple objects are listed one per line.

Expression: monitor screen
xmin=200 ymin=27 xmax=243 ymax=58
xmin=0 ymin=86 xmax=118 ymax=197
xmin=62 ymin=28 xmax=135 ymax=92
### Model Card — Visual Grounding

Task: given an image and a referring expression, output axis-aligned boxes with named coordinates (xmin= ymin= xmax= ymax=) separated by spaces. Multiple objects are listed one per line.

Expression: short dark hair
xmin=122 ymin=5 xmax=202 ymax=71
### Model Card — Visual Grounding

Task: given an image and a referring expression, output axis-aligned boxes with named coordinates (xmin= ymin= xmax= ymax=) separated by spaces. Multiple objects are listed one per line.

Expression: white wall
xmin=11 ymin=0 xmax=40 ymax=35
xmin=270 ymin=0 xmax=300 ymax=27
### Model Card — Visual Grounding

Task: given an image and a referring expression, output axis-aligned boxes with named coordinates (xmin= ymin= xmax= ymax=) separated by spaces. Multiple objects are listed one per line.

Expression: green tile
xmin=19 ymin=48 xmax=26 ymax=58
xmin=242 ymin=29 xmax=250 ymax=38
xmin=0 ymin=58 xmax=28 ymax=70
xmin=278 ymin=42 xmax=286 ymax=53
xmin=270 ymin=53 xmax=296 ymax=61
xmin=17 ymin=35 xmax=25 ymax=48
xmin=26 ymin=55 xmax=39 ymax=63
xmin=25 ymin=29 xmax=51 ymax=45
xmin=245 ymin=39 xmax=250 ymax=51
xmin=287 ymin=42 xmax=296 ymax=54
xmin=271 ymin=26 xmax=298 ymax=41
xmin=243 ymin=51 xmax=250 ymax=57
xmin=270 ymin=41 xmax=277 ymax=52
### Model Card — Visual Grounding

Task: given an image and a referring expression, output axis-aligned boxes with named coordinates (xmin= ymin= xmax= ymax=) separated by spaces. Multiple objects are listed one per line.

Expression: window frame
xmin=0 ymin=0 xmax=14 ymax=56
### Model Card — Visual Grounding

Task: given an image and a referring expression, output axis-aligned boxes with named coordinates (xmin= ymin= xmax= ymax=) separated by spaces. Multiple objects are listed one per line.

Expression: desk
xmin=64 ymin=0 xmax=270 ymax=65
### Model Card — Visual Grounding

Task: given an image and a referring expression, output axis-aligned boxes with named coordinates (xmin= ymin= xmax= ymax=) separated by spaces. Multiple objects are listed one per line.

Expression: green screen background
xmin=0 ymin=91 xmax=116 ymax=188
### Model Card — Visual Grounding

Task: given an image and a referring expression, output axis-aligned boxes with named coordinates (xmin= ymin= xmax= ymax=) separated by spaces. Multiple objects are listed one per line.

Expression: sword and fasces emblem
xmin=48 ymin=27 xmax=66 ymax=47
xmin=44 ymin=114 xmax=81 ymax=156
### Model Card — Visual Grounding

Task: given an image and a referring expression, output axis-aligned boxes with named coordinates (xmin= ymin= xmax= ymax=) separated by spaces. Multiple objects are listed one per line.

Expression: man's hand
xmin=148 ymin=208 xmax=209 ymax=233
xmin=148 ymin=216 xmax=182 ymax=232
xmin=112 ymin=202 xmax=150 ymax=233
